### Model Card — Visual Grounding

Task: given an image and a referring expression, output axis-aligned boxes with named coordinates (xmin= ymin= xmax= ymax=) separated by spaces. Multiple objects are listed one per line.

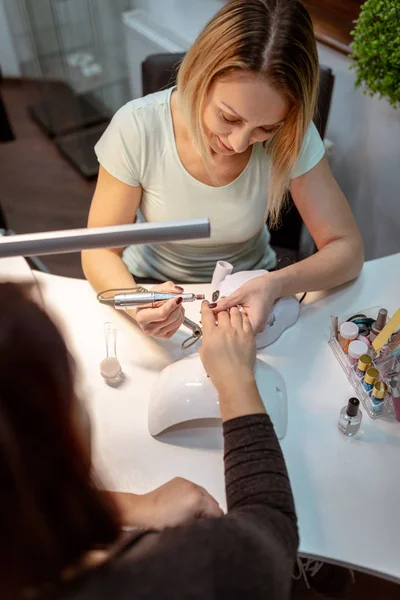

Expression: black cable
xmin=273 ymin=256 xmax=296 ymax=270
xmin=299 ymin=292 xmax=307 ymax=304
xmin=273 ymin=256 xmax=307 ymax=304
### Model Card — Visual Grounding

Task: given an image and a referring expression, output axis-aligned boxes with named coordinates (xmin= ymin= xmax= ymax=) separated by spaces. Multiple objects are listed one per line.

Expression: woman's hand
xmin=199 ymin=302 xmax=265 ymax=421
xmin=210 ymin=273 xmax=281 ymax=334
xmin=199 ymin=301 xmax=256 ymax=393
xmin=130 ymin=281 xmax=185 ymax=339
xmin=113 ymin=478 xmax=223 ymax=529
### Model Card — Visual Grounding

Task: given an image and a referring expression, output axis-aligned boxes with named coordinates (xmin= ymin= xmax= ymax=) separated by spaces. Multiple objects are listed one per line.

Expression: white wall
xmin=0 ymin=0 xmax=20 ymax=76
xmin=133 ymin=0 xmax=224 ymax=39
xmin=318 ymin=44 xmax=400 ymax=261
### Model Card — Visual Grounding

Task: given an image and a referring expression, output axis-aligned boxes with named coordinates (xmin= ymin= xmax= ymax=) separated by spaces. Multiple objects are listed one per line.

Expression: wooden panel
xmin=303 ymin=0 xmax=363 ymax=54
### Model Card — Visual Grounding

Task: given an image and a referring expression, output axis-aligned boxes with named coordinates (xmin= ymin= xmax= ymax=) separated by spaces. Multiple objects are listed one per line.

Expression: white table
xmin=7 ymin=253 xmax=400 ymax=583
xmin=0 ymin=255 xmax=37 ymax=281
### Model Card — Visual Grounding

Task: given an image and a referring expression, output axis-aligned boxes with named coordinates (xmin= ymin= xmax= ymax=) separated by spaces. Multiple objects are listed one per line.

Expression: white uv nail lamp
xmin=148 ymin=354 xmax=288 ymax=439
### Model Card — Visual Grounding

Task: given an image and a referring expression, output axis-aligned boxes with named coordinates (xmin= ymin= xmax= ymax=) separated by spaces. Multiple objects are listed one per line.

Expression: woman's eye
xmin=220 ymin=112 xmax=239 ymax=125
xmin=261 ymin=127 xmax=276 ymax=135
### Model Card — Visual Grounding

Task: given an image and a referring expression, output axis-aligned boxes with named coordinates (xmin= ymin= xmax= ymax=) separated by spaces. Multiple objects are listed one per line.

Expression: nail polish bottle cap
xmin=357 ymin=354 xmax=372 ymax=371
xmin=347 ymin=397 xmax=360 ymax=417
xmin=364 ymin=367 xmax=380 ymax=385
xmin=376 ymin=308 xmax=388 ymax=330
xmin=372 ymin=381 xmax=387 ymax=400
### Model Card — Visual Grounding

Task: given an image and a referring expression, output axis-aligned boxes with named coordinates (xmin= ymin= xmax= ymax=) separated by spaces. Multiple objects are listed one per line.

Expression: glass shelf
xmin=328 ymin=307 xmax=399 ymax=421
xmin=5 ymin=0 xmax=134 ymax=177
xmin=22 ymin=49 xmax=127 ymax=96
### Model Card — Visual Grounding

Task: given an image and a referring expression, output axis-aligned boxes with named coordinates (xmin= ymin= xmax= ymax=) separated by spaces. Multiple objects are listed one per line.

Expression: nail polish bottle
xmin=338 ymin=398 xmax=362 ymax=436
xmin=363 ymin=367 xmax=379 ymax=392
xmin=370 ymin=382 xmax=387 ymax=415
xmin=355 ymin=354 xmax=372 ymax=379
xmin=369 ymin=308 xmax=388 ymax=342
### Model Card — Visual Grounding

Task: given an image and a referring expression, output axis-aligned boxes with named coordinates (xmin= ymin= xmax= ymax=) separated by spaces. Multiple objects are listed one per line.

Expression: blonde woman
xmin=83 ymin=0 xmax=363 ymax=338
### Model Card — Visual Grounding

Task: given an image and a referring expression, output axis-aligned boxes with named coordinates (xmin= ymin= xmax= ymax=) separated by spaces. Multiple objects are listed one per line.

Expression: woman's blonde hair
xmin=177 ymin=0 xmax=319 ymax=227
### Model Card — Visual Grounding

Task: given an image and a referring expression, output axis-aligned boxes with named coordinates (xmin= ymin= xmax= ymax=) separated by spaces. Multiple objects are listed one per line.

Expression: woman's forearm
xmin=82 ymin=249 xmax=139 ymax=319
xmin=82 ymin=248 xmax=138 ymax=293
xmin=269 ymin=235 xmax=364 ymax=299
xmin=218 ymin=377 xmax=266 ymax=422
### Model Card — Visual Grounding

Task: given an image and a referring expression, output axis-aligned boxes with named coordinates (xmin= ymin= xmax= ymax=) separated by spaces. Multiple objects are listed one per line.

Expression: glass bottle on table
xmin=338 ymin=398 xmax=362 ymax=436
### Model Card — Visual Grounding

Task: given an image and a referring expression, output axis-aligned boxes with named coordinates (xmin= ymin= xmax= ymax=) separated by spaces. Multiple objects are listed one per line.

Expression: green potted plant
xmin=350 ymin=0 xmax=400 ymax=108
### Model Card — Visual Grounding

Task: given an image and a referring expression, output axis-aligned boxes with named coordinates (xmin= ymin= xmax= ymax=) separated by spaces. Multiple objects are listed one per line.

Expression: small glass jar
xmin=355 ymin=354 xmax=372 ymax=379
xmin=339 ymin=322 xmax=359 ymax=353
xmin=370 ymin=381 xmax=388 ymax=415
xmin=363 ymin=367 xmax=379 ymax=392
xmin=348 ymin=340 xmax=369 ymax=366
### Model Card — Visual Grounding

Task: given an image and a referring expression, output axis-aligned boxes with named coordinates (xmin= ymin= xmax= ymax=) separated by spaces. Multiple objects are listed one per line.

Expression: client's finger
xmin=217 ymin=310 xmax=231 ymax=329
xmin=242 ymin=309 xmax=254 ymax=334
xmin=229 ymin=306 xmax=243 ymax=330
xmin=201 ymin=301 xmax=217 ymax=333
xmin=211 ymin=294 xmax=240 ymax=313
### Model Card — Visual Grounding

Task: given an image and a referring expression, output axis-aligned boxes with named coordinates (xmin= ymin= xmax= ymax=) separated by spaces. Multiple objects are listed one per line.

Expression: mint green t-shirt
xmin=95 ymin=88 xmax=325 ymax=282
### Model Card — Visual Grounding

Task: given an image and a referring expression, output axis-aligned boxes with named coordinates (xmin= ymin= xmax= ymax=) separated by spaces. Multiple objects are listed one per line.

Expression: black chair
xmin=0 ymin=66 xmax=15 ymax=143
xmin=142 ymin=53 xmax=335 ymax=261
xmin=0 ymin=66 xmax=14 ymax=236
xmin=0 ymin=203 xmax=8 ymax=234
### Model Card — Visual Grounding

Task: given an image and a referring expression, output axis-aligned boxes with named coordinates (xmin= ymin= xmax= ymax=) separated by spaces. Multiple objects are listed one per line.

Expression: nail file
xmin=372 ymin=308 xmax=400 ymax=352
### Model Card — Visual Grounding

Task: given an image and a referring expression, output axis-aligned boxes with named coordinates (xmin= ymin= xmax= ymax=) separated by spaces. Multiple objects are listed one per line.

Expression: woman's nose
xmin=228 ymin=128 xmax=251 ymax=154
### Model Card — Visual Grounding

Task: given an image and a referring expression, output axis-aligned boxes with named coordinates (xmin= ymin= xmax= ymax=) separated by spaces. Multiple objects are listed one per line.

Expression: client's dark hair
xmin=0 ymin=283 xmax=119 ymax=598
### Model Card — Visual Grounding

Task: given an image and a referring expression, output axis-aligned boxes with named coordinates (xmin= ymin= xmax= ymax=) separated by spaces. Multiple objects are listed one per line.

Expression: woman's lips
xmin=217 ymin=136 xmax=234 ymax=152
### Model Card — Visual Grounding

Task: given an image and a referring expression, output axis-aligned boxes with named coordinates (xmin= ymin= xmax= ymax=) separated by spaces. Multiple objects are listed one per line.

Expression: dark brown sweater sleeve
xmin=223 ymin=413 xmax=298 ymax=558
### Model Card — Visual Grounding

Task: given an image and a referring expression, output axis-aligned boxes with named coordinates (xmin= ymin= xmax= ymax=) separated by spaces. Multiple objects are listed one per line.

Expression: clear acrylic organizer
xmin=328 ymin=307 xmax=400 ymax=421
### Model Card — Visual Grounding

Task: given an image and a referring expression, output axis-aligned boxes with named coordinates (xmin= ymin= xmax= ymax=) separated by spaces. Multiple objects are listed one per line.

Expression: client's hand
xmin=200 ymin=301 xmax=256 ymax=392
xmin=199 ymin=301 xmax=265 ymax=421
xmin=113 ymin=478 xmax=223 ymax=529
xmin=131 ymin=281 xmax=185 ymax=339
xmin=210 ymin=273 xmax=280 ymax=333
